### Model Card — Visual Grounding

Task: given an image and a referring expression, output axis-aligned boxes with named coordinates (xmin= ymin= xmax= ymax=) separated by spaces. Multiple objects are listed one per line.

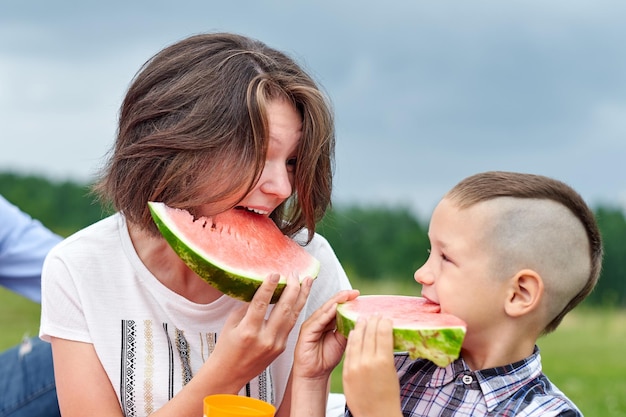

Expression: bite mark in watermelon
xmin=148 ymin=201 xmax=320 ymax=303
xmin=336 ymin=295 xmax=466 ymax=367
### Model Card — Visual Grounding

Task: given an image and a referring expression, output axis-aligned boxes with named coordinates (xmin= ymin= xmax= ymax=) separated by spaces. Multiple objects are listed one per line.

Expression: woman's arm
xmin=51 ymin=335 xmax=255 ymax=417
xmin=51 ymin=338 xmax=124 ymax=416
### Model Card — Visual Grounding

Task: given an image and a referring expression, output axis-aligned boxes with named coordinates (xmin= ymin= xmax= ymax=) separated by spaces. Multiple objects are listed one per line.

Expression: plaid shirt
xmin=346 ymin=346 xmax=582 ymax=417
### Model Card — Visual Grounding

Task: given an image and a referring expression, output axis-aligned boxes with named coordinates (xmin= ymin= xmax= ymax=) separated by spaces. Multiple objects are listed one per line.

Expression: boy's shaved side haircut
xmin=445 ymin=171 xmax=603 ymax=333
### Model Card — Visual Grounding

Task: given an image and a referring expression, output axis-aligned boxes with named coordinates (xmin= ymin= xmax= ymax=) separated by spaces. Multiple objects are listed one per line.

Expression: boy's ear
xmin=504 ymin=269 xmax=544 ymax=318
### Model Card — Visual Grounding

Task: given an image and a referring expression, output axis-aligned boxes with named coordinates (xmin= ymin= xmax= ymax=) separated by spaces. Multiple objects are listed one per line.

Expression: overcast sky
xmin=2 ymin=0 xmax=625 ymax=219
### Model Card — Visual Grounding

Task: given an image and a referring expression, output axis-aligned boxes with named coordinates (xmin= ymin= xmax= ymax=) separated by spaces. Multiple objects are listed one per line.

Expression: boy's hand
xmin=343 ymin=315 xmax=403 ymax=417
xmin=294 ymin=289 xmax=360 ymax=382
xmin=288 ymin=289 xmax=359 ymax=417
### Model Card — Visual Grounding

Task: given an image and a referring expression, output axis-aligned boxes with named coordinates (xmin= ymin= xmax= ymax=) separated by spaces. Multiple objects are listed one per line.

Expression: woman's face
xmin=235 ymin=97 xmax=302 ymax=216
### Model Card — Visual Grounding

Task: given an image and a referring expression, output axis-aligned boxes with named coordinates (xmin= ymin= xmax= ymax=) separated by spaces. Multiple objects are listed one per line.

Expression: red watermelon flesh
xmin=336 ymin=295 xmax=466 ymax=367
xmin=148 ymin=201 xmax=320 ymax=303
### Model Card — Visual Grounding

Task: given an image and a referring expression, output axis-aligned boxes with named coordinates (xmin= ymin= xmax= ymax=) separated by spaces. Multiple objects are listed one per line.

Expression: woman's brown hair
xmin=94 ymin=32 xmax=335 ymax=242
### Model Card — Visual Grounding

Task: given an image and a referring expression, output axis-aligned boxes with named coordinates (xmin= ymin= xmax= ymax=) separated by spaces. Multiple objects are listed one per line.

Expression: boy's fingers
xmin=377 ymin=317 xmax=394 ymax=354
xmin=344 ymin=316 xmax=366 ymax=368
xmin=301 ymin=289 xmax=359 ymax=338
xmin=362 ymin=315 xmax=382 ymax=357
xmin=334 ymin=289 xmax=360 ymax=304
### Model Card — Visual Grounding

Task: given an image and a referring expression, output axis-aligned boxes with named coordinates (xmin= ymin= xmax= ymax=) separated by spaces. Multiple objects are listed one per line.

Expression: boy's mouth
xmin=421 ymin=296 xmax=441 ymax=313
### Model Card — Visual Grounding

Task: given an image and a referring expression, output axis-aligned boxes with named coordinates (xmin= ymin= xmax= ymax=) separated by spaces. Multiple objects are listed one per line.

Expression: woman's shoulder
xmin=293 ymin=229 xmax=332 ymax=253
xmin=293 ymin=229 xmax=352 ymax=295
xmin=49 ymin=213 xmax=124 ymax=256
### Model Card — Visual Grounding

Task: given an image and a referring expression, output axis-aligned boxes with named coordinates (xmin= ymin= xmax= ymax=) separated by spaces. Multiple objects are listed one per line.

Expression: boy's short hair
xmin=445 ymin=171 xmax=603 ymax=333
xmin=94 ymin=32 xmax=335 ymax=241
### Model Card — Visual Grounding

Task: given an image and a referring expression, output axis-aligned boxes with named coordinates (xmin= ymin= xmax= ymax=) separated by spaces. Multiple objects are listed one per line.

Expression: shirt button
xmin=462 ymin=374 xmax=473 ymax=385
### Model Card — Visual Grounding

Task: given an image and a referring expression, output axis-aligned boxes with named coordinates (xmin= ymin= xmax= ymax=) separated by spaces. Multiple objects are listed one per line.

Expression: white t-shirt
xmin=40 ymin=213 xmax=351 ymax=416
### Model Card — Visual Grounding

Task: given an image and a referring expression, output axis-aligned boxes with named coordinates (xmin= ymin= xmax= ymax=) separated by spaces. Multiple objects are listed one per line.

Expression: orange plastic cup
xmin=203 ymin=394 xmax=276 ymax=417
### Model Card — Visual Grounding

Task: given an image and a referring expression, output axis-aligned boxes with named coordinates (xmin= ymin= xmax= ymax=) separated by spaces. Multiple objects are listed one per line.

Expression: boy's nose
xmin=414 ymin=265 xmax=434 ymax=286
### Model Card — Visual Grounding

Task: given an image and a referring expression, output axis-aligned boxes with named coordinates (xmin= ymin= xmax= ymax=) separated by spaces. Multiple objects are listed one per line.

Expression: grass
xmin=2 ymin=283 xmax=625 ymax=416
xmin=0 ymin=287 xmax=41 ymax=350
xmin=537 ymin=308 xmax=626 ymax=415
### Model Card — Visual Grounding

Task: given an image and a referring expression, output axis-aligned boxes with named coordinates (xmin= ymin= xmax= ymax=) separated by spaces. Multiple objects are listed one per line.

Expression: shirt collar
xmin=427 ymin=346 xmax=543 ymax=412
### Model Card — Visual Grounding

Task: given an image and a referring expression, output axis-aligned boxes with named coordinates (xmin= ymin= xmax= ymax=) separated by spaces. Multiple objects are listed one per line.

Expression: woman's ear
xmin=504 ymin=269 xmax=544 ymax=318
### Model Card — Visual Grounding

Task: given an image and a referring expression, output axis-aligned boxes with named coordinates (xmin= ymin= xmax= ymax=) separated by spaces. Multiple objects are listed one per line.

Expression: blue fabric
xmin=0 ymin=195 xmax=62 ymax=416
xmin=0 ymin=337 xmax=60 ymax=417
xmin=0 ymin=195 xmax=62 ymax=303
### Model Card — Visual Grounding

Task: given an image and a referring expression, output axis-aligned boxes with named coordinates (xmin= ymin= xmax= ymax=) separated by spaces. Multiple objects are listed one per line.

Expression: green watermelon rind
xmin=336 ymin=299 xmax=466 ymax=367
xmin=148 ymin=202 xmax=320 ymax=303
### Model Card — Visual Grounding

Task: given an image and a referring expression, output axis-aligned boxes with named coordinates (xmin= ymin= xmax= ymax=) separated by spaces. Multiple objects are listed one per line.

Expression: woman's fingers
xmin=266 ymin=272 xmax=312 ymax=338
xmin=235 ymin=272 xmax=313 ymax=350
xmin=240 ymin=273 xmax=281 ymax=329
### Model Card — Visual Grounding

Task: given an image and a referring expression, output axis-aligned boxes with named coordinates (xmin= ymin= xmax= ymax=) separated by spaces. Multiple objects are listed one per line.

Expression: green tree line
xmin=2 ymin=171 xmax=625 ymax=307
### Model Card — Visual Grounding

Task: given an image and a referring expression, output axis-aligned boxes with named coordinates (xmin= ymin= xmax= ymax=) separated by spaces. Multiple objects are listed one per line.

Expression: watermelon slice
xmin=336 ymin=295 xmax=466 ymax=367
xmin=148 ymin=201 xmax=320 ymax=303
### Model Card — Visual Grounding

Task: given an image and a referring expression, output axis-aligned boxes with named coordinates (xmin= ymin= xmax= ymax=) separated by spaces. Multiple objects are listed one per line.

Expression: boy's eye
xmin=441 ymin=252 xmax=452 ymax=263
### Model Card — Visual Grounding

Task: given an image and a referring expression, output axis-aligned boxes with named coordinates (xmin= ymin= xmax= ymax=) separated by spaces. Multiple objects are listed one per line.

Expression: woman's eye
xmin=286 ymin=158 xmax=297 ymax=172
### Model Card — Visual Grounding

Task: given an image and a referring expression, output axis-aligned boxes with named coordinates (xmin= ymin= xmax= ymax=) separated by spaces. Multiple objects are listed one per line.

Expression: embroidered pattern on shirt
xmin=175 ymin=328 xmax=193 ymax=385
xmin=200 ymin=331 xmax=217 ymax=362
xmin=121 ymin=319 xmax=137 ymax=416
xmin=144 ymin=320 xmax=154 ymax=415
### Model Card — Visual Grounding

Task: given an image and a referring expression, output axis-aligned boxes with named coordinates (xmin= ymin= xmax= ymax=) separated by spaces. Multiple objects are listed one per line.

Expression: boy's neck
xmin=461 ymin=328 xmax=538 ymax=371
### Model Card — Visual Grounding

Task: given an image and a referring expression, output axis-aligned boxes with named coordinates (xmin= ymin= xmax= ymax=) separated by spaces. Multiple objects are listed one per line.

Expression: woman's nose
xmin=259 ymin=163 xmax=293 ymax=199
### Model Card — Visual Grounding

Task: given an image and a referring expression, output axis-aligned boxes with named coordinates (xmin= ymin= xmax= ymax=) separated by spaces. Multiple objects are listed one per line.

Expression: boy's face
xmin=414 ymin=197 xmax=508 ymax=336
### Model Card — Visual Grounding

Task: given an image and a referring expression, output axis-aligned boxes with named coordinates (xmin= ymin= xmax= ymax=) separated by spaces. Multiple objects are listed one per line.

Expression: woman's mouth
xmin=235 ymin=206 xmax=270 ymax=216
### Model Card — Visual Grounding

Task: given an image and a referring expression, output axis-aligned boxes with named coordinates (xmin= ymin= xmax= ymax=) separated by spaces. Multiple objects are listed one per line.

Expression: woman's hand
xmin=342 ymin=315 xmax=403 ymax=417
xmin=120 ymin=273 xmax=312 ymax=417
xmin=207 ymin=272 xmax=312 ymax=391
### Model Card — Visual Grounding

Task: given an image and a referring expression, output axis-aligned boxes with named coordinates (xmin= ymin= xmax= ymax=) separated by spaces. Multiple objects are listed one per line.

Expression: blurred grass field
xmin=0 ymin=287 xmax=41 ymax=350
xmin=2 ymin=284 xmax=625 ymax=416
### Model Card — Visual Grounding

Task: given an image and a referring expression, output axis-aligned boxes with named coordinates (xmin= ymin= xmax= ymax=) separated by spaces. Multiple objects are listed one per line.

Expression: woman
xmin=40 ymin=32 xmax=354 ymax=417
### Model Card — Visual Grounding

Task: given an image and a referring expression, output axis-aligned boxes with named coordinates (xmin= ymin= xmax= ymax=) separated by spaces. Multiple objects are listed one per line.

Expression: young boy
xmin=291 ymin=171 xmax=602 ymax=417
